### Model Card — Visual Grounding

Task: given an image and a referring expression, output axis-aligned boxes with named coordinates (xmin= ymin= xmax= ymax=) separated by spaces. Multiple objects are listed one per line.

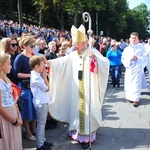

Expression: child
xmin=0 ymin=52 xmax=23 ymax=150
xmin=29 ymin=55 xmax=53 ymax=150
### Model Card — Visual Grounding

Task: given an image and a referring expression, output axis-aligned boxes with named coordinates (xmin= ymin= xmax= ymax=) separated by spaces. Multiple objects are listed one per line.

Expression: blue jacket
xmin=106 ymin=48 xmax=122 ymax=66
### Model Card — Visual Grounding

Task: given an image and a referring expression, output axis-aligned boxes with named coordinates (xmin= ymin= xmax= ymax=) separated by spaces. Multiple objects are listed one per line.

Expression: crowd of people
xmin=0 ymin=19 xmax=150 ymax=150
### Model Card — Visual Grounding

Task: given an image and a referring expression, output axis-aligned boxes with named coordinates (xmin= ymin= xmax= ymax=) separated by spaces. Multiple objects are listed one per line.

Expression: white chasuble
xmin=48 ymin=47 xmax=109 ymax=135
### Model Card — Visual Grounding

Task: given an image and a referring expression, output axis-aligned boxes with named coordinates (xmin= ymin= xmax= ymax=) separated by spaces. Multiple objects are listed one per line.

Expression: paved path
xmin=23 ymin=72 xmax=150 ymax=150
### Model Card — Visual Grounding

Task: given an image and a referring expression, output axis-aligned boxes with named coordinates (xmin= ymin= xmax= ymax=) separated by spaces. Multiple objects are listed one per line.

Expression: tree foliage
xmin=124 ymin=3 xmax=150 ymax=39
xmin=97 ymin=0 xmax=128 ymax=39
xmin=0 ymin=0 xmax=149 ymax=39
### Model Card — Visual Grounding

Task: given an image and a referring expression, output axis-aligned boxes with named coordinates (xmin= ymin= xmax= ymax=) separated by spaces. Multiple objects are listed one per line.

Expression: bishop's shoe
xmin=81 ymin=142 xmax=89 ymax=149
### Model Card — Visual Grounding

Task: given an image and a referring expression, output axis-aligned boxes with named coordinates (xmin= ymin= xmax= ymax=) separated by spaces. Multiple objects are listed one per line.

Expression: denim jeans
xmin=35 ymin=104 xmax=48 ymax=148
xmin=110 ymin=65 xmax=120 ymax=87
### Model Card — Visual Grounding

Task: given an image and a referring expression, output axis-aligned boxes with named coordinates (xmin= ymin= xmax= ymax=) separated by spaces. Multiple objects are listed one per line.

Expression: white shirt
xmin=0 ymin=79 xmax=15 ymax=107
xmin=144 ymin=43 xmax=150 ymax=56
xmin=144 ymin=43 xmax=150 ymax=87
xmin=34 ymin=46 xmax=44 ymax=57
xmin=144 ymin=43 xmax=150 ymax=71
xmin=30 ymin=70 xmax=51 ymax=107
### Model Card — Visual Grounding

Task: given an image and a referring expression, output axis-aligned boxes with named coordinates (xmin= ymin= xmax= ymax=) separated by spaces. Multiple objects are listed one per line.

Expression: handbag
xmin=11 ymin=82 xmax=22 ymax=101
xmin=11 ymin=82 xmax=23 ymax=112
xmin=17 ymin=98 xmax=23 ymax=112
xmin=21 ymin=79 xmax=30 ymax=89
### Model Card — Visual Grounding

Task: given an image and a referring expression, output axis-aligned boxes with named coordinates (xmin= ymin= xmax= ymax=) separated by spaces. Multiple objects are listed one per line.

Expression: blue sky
xmin=128 ymin=0 xmax=150 ymax=10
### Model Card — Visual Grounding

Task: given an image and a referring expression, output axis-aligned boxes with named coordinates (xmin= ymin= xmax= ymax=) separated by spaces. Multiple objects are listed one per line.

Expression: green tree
xmin=51 ymin=0 xmax=105 ymax=30
xmin=51 ymin=0 xmax=66 ymax=30
xmin=0 ymin=0 xmax=149 ymax=39
xmin=98 ymin=0 xmax=128 ymax=39
xmin=33 ymin=0 xmax=49 ymax=27
xmin=125 ymin=3 xmax=150 ymax=39
xmin=18 ymin=0 xmax=23 ymax=27
xmin=5 ymin=0 xmax=16 ymax=17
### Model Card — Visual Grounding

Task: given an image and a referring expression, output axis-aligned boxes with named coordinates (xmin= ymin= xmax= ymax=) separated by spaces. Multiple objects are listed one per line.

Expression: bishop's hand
xmin=88 ymin=51 xmax=95 ymax=58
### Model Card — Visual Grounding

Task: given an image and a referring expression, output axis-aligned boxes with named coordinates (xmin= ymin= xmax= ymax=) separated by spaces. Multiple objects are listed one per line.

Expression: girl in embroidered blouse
xmin=0 ymin=52 xmax=22 ymax=150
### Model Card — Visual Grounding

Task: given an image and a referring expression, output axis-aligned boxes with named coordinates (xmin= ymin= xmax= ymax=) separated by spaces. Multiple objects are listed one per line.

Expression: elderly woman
xmin=106 ymin=40 xmax=122 ymax=89
xmin=13 ymin=36 xmax=37 ymax=140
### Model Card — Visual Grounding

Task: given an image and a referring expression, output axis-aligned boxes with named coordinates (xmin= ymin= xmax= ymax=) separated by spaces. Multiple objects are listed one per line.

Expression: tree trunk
xmin=74 ymin=3 xmax=78 ymax=27
xmin=39 ymin=9 xmax=43 ymax=27
xmin=17 ymin=0 xmax=23 ymax=27
xmin=60 ymin=9 xmax=64 ymax=31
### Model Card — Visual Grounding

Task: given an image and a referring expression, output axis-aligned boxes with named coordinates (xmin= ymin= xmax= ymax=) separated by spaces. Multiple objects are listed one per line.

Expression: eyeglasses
xmin=29 ymin=45 xmax=35 ymax=48
xmin=10 ymin=43 xmax=18 ymax=47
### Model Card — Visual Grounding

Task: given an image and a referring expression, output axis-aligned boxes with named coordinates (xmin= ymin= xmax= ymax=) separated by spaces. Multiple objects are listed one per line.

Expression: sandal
xmin=25 ymin=134 xmax=36 ymax=141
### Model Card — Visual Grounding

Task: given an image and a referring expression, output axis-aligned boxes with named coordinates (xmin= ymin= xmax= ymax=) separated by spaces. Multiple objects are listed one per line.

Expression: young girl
xmin=0 ymin=52 xmax=23 ymax=150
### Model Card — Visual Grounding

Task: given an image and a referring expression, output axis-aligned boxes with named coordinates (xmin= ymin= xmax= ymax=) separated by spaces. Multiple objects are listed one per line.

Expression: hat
xmin=71 ymin=24 xmax=86 ymax=42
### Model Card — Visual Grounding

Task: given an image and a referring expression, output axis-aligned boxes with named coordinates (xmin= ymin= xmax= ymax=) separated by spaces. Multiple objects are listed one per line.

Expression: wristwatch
xmin=12 ymin=119 xmax=18 ymax=125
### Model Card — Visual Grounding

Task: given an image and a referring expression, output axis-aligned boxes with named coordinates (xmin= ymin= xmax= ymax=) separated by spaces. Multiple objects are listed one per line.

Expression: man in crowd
xmin=48 ymin=24 xmax=109 ymax=149
xmin=45 ymin=41 xmax=57 ymax=60
xmin=99 ymin=37 xmax=109 ymax=56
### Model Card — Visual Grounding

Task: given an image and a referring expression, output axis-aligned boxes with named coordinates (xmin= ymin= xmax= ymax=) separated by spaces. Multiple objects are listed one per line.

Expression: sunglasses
xmin=29 ymin=45 xmax=35 ymax=48
xmin=10 ymin=43 xmax=18 ymax=47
